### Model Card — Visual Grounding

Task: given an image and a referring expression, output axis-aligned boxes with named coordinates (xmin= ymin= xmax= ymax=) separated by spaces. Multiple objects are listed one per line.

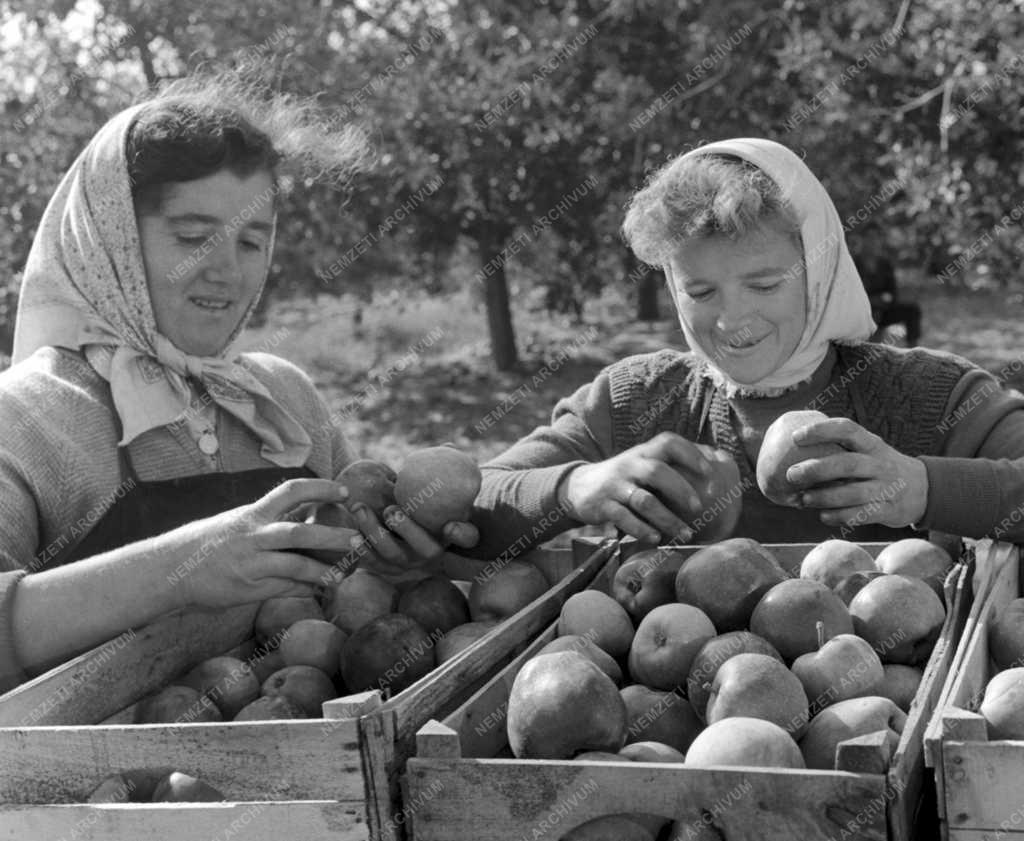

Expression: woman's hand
xmin=159 ymin=478 xmax=362 ymax=610
xmin=347 ymin=501 xmax=480 ymax=581
xmin=785 ymin=418 xmax=929 ymax=528
xmin=558 ymin=432 xmax=713 ymax=544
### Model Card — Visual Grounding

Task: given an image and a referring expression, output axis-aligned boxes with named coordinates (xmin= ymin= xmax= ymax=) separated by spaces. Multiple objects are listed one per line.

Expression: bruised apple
xmin=340 ymin=613 xmax=435 ymax=696
xmin=336 ymin=459 xmax=397 ymax=517
xmin=675 ymin=538 xmax=789 ymax=632
xmin=558 ymin=590 xmax=634 ymax=658
xmin=394 ymin=446 xmax=482 ymax=534
xmin=468 ymin=561 xmax=549 ymax=622
xmin=628 ymin=603 xmax=717 ymax=692
xmin=686 ymin=631 xmax=784 ymax=722
xmin=506 ymin=651 xmax=627 ymax=759
xmin=756 ymin=410 xmax=843 ymax=506
xmin=612 ymin=549 xmax=686 ymax=622
xmin=800 ymin=540 xmax=876 ymax=589
xmin=749 ymin=579 xmax=853 ymax=662
xmin=397 ymin=575 xmax=471 ymax=637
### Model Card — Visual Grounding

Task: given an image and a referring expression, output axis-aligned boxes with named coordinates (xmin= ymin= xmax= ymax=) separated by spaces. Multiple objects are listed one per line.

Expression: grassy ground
xmin=241 ymin=281 xmax=1024 ymax=469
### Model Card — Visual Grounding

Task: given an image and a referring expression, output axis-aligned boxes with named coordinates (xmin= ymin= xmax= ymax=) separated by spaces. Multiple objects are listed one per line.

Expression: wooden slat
xmin=0 ymin=801 xmax=368 ymax=841
xmin=949 ymin=832 xmax=1024 ymax=840
xmin=0 ymin=719 xmax=363 ymax=803
xmin=943 ymin=741 xmax=1024 ymax=833
xmin=405 ymin=759 xmax=888 ymax=841
xmin=0 ymin=604 xmax=258 ymax=727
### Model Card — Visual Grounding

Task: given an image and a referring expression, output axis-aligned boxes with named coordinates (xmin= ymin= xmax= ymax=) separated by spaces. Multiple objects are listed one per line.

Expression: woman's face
xmin=136 ymin=169 xmax=275 ymax=357
xmin=668 ymin=216 xmax=807 ymax=384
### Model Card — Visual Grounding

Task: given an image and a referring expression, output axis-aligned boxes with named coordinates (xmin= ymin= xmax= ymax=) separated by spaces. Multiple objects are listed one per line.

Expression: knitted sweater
xmin=0 ymin=346 xmax=356 ymax=691
xmin=470 ymin=342 xmax=1024 ymax=557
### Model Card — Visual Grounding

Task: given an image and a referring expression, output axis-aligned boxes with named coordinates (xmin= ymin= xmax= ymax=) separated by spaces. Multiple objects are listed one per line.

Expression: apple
xmin=558 ymin=590 xmax=635 ymax=658
xmin=675 ymin=538 xmax=789 ymax=632
xmin=611 ymin=549 xmax=686 ymax=622
xmin=254 ymin=596 xmax=323 ymax=648
xmin=686 ymin=631 xmax=784 ymax=722
xmin=248 ymin=648 xmax=286 ymax=685
xmin=791 ymin=627 xmax=884 ymax=715
xmin=749 ymin=578 xmax=854 ymax=661
xmin=620 ymin=685 xmax=702 ymax=754
xmin=562 ymin=814 xmax=662 ymax=841
xmin=705 ymin=653 xmax=810 ymax=738
xmin=618 ymin=741 xmax=687 ymax=763
xmin=988 ymin=598 xmax=1024 ymax=671
xmin=539 ymin=635 xmax=622 ymax=684
xmin=877 ymin=664 xmax=923 ymax=712
xmin=685 ymin=717 xmax=804 ymax=768
xmin=799 ymin=696 xmax=907 ymax=770
xmin=628 ymin=603 xmax=717 ymax=692
xmin=340 ymin=613 xmax=436 ymax=696
xmin=336 ymin=459 xmax=397 ymax=517
xmin=134 ymin=685 xmax=222 ymax=724
xmin=756 ymin=410 xmax=844 ymax=506
xmin=833 ymin=570 xmax=886 ymax=606
xmin=394 ymin=447 xmax=481 ymax=534
xmin=874 ymin=538 xmax=953 ymax=601
xmin=88 ymin=768 xmax=176 ymax=803
xmin=261 ymin=665 xmax=337 ymax=717
xmin=435 ymin=620 xmax=498 ymax=663
xmin=150 ymin=771 xmax=226 ymax=802
xmin=87 ymin=773 xmax=138 ymax=804
xmin=507 ymin=651 xmax=627 ymax=759
xmin=468 ymin=561 xmax=549 ymax=622
xmin=304 ymin=501 xmax=360 ymax=565
xmin=686 ymin=446 xmax=744 ymax=542
xmin=980 ymin=667 xmax=1024 ymax=739
xmin=397 ymin=574 xmax=471 ymax=637
xmin=848 ymin=574 xmax=945 ymax=665
xmin=180 ymin=656 xmax=261 ymax=719
xmin=233 ymin=695 xmax=305 ymax=721
xmin=278 ymin=619 xmax=347 ymax=678
xmin=800 ymin=540 xmax=876 ymax=588
xmin=323 ymin=569 xmax=398 ymax=635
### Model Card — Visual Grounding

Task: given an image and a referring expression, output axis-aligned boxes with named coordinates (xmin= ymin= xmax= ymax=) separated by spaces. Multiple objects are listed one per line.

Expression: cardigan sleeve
xmin=918 ymin=369 xmax=1024 ymax=540
xmin=0 ymin=569 xmax=28 ymax=693
xmin=469 ymin=370 xmax=618 ymax=559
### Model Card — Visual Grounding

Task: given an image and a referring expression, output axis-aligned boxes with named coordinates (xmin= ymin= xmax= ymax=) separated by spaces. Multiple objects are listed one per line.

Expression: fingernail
xmin=688 ymin=494 xmax=701 ymax=510
xmin=646 ymin=531 xmax=661 ymax=544
xmin=351 ymin=504 xmax=368 ymax=522
xmin=679 ymin=527 xmax=693 ymax=542
xmin=350 ymin=534 xmax=365 ymax=550
xmin=337 ymin=484 xmax=349 ymax=499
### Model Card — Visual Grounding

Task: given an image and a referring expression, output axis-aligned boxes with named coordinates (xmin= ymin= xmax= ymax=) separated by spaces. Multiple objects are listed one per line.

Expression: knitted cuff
xmin=918 ymin=456 xmax=1000 ymax=539
xmin=0 ymin=569 xmax=29 ymax=693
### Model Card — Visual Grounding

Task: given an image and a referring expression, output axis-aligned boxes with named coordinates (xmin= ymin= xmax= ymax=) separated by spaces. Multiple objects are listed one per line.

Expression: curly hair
xmin=126 ymin=72 xmax=373 ymax=214
xmin=622 ymin=152 xmax=800 ymax=267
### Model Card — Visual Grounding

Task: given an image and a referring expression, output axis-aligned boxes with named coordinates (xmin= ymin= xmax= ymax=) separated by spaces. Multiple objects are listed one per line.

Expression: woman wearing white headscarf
xmin=470 ymin=138 xmax=1024 ymax=555
xmin=0 ymin=78 xmax=475 ymax=692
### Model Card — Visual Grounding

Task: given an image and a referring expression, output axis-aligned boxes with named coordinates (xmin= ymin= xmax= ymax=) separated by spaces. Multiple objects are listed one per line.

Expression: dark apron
xmin=40 ymin=437 xmax=315 ymax=571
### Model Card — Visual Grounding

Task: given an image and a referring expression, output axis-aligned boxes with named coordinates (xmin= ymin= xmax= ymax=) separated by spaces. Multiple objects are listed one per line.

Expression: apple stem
xmin=816 ymin=620 xmax=825 ymax=650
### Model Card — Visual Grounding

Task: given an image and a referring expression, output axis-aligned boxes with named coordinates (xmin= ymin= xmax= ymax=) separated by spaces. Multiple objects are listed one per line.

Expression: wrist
xmin=906 ymin=458 xmax=930 ymax=528
xmin=557 ymin=466 xmax=582 ymax=523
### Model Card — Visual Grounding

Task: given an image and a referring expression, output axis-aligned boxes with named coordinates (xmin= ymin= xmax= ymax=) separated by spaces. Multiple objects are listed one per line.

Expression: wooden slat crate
xmin=407 ymin=540 xmax=979 ymax=841
xmin=923 ymin=539 xmax=1024 ymax=840
xmin=0 ymin=537 xmax=617 ymax=841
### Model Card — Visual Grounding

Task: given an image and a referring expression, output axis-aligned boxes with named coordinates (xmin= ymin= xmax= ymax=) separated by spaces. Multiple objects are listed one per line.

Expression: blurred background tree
xmin=2 ymin=0 xmax=1022 ymax=369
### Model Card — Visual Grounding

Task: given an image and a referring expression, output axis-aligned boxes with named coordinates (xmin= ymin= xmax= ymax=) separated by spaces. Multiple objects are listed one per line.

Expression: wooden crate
xmin=923 ymin=539 xmax=1024 ymax=840
xmin=406 ymin=540 xmax=978 ymax=841
xmin=0 ymin=537 xmax=617 ymax=841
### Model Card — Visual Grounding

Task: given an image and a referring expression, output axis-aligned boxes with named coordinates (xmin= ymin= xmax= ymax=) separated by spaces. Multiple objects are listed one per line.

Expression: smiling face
xmin=668 ymin=216 xmax=808 ymax=385
xmin=136 ymin=169 xmax=275 ymax=357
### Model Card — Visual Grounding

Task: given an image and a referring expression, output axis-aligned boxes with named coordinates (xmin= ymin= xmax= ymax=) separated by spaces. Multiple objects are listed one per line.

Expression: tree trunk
xmin=635 ymin=257 xmax=660 ymax=321
xmin=483 ymin=259 xmax=519 ymax=371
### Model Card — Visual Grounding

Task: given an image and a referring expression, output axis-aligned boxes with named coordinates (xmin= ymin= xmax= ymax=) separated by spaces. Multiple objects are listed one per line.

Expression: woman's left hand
xmin=348 ymin=502 xmax=479 ymax=580
xmin=784 ymin=417 xmax=929 ymax=529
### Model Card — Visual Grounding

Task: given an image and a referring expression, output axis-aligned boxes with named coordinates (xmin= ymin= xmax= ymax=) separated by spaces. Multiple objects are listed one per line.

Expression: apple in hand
xmin=756 ymin=410 xmax=844 ymax=506
xmin=791 ymin=625 xmax=884 ymax=715
xmin=685 ymin=446 xmax=744 ymax=542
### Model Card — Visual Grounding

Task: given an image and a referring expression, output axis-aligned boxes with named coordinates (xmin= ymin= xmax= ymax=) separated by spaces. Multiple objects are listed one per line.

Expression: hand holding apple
xmin=783 ymin=417 xmax=929 ymax=529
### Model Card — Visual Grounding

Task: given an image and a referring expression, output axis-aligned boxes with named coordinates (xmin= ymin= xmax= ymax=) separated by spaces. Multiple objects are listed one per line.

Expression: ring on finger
xmin=625 ymin=486 xmax=641 ymax=508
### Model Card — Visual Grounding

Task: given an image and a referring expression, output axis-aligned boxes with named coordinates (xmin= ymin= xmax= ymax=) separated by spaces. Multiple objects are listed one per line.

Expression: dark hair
xmin=126 ymin=74 xmax=372 ymax=214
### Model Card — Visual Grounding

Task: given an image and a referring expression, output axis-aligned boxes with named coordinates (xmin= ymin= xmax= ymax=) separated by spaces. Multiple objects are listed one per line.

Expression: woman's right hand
xmin=157 ymin=479 xmax=360 ymax=611
xmin=558 ymin=432 xmax=713 ymax=544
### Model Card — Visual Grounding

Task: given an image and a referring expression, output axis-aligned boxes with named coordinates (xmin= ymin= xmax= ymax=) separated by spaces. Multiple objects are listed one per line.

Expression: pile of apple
xmin=504 ymin=536 xmax=954 ymax=841
xmin=976 ymin=588 xmax=1024 ymax=738
xmin=131 ymin=445 xmax=557 ymax=728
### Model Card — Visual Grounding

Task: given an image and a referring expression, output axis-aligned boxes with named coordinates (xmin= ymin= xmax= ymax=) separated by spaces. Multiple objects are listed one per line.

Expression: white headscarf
xmin=664 ymin=138 xmax=876 ymax=395
xmin=12 ymin=101 xmax=313 ymax=467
